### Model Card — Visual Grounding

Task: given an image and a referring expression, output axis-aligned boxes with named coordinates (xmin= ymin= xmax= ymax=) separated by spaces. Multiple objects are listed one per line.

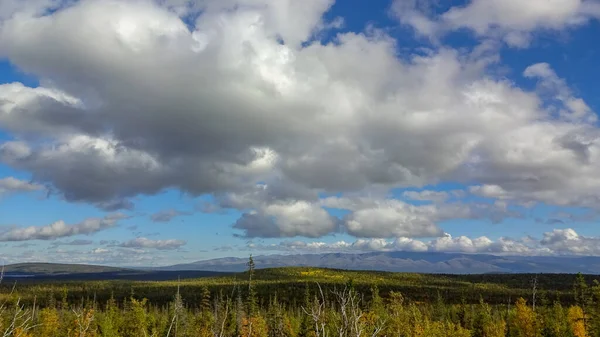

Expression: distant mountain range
xmin=157 ymin=251 xmax=600 ymax=274
xmin=1 ymin=262 xmax=228 ymax=281
xmin=4 ymin=263 xmax=126 ymax=275
xmin=6 ymin=252 xmax=600 ymax=279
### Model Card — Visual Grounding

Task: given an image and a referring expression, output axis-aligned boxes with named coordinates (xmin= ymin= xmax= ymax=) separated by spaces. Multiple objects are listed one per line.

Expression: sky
xmin=1 ymin=0 xmax=600 ymax=267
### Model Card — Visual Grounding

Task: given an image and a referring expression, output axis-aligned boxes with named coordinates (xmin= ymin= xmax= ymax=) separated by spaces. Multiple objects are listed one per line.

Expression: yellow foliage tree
xmin=196 ymin=311 xmax=215 ymax=337
xmin=476 ymin=299 xmax=505 ymax=337
xmin=240 ymin=315 xmax=269 ymax=337
xmin=68 ymin=308 xmax=97 ymax=337
xmin=512 ymin=298 xmax=537 ymax=337
xmin=13 ymin=327 xmax=34 ymax=337
xmin=483 ymin=319 xmax=506 ymax=337
xmin=423 ymin=320 xmax=471 ymax=337
xmin=386 ymin=292 xmax=411 ymax=337
xmin=568 ymin=306 xmax=587 ymax=337
xmin=38 ymin=307 xmax=60 ymax=337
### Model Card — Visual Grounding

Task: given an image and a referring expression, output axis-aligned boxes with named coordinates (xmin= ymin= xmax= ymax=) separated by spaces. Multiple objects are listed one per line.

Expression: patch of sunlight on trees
xmin=3 ymin=264 xmax=600 ymax=336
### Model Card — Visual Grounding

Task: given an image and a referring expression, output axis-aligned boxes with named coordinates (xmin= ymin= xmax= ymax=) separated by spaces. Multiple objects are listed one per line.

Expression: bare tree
xmin=302 ymin=283 xmax=328 ymax=337
xmin=72 ymin=307 xmax=95 ymax=337
xmin=531 ymin=274 xmax=538 ymax=312
xmin=213 ymin=284 xmax=237 ymax=337
xmin=370 ymin=323 xmax=385 ymax=337
xmin=0 ymin=265 xmax=38 ymax=337
xmin=332 ymin=286 xmax=365 ymax=337
xmin=167 ymin=280 xmax=184 ymax=337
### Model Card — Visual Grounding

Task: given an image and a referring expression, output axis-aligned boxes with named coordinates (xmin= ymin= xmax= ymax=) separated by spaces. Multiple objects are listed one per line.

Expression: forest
xmin=1 ymin=257 xmax=599 ymax=337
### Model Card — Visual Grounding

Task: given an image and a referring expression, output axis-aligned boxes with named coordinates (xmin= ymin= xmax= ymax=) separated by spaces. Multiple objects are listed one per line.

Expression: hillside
xmin=2 ymin=263 xmax=230 ymax=281
xmin=3 ymin=263 xmax=127 ymax=275
xmin=3 ymin=266 xmax=596 ymax=308
xmin=158 ymin=251 xmax=600 ymax=274
xmin=1 ymin=267 xmax=597 ymax=337
xmin=7 ymin=250 xmax=600 ymax=279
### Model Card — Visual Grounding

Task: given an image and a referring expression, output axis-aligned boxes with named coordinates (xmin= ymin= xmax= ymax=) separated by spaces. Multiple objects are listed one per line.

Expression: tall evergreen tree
xmin=247 ymin=255 xmax=258 ymax=317
xmin=297 ymin=283 xmax=312 ymax=337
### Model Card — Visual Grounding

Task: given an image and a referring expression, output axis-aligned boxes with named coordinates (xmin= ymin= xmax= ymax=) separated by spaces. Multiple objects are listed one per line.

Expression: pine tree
xmin=247 ymin=255 xmax=258 ymax=317
xmin=267 ymin=293 xmax=292 ymax=337
xmin=297 ymin=283 xmax=312 ymax=337
xmin=542 ymin=301 xmax=569 ymax=337
xmin=201 ymin=285 xmax=211 ymax=312
xmin=433 ymin=290 xmax=447 ymax=322
xmin=574 ymin=273 xmax=590 ymax=309
xmin=590 ymin=280 xmax=600 ymax=337
xmin=97 ymin=295 xmax=121 ymax=337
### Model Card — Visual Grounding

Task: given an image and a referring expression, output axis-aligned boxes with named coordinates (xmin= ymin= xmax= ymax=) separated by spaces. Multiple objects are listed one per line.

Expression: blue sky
xmin=1 ymin=0 xmax=600 ymax=266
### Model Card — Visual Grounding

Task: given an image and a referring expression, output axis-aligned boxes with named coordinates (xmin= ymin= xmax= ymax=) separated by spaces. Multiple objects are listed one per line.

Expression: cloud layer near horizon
xmin=239 ymin=228 xmax=600 ymax=257
xmin=0 ymin=0 xmax=599 ymax=259
xmin=0 ymin=214 xmax=124 ymax=241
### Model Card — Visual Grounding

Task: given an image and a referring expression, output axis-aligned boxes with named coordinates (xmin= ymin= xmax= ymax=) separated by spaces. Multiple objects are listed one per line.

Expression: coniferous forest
xmin=2 ymin=257 xmax=600 ymax=337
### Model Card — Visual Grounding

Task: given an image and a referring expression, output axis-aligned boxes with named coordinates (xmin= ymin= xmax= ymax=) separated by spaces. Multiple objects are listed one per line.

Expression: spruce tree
xmin=247 ymin=255 xmax=258 ymax=317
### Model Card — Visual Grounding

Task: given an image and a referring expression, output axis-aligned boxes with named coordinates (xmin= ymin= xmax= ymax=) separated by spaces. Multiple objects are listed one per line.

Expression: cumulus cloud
xmin=342 ymin=201 xmax=445 ymax=238
xmin=0 ymin=0 xmax=66 ymax=21
xmin=240 ymin=228 xmax=600 ymax=256
xmin=234 ymin=200 xmax=340 ymax=238
xmin=427 ymin=234 xmax=533 ymax=254
xmin=50 ymin=239 xmax=94 ymax=246
xmin=117 ymin=237 xmax=187 ymax=250
xmin=0 ymin=215 xmax=120 ymax=241
xmin=245 ymin=238 xmax=428 ymax=253
xmin=213 ymin=183 xmax=337 ymax=238
xmin=0 ymin=176 xmax=43 ymax=196
xmin=321 ymin=196 xmax=519 ymax=238
xmin=402 ymin=190 xmax=455 ymax=203
xmin=0 ymin=245 xmax=176 ymax=266
xmin=96 ymin=199 xmax=135 ymax=211
xmin=0 ymin=0 xmax=599 ymax=241
xmin=237 ymin=236 xmax=506 ymax=254
xmin=539 ymin=229 xmax=600 ymax=255
xmin=393 ymin=0 xmax=600 ymax=46
xmin=150 ymin=209 xmax=190 ymax=223
xmin=222 ymin=187 xmax=517 ymax=238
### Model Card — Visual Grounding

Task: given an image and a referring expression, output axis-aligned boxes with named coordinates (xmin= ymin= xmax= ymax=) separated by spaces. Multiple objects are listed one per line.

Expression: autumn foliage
xmin=3 ymin=266 xmax=600 ymax=337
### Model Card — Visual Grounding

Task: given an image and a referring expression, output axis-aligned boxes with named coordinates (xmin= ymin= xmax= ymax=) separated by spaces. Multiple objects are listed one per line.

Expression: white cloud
xmin=246 ymin=238 xmax=427 ymax=253
xmin=150 ymin=209 xmax=190 ymax=223
xmin=0 ymin=176 xmax=43 ymax=196
xmin=242 ymin=228 xmax=600 ymax=256
xmin=402 ymin=190 xmax=451 ymax=203
xmin=540 ymin=228 xmax=600 ymax=255
xmin=92 ymin=248 xmax=110 ymax=254
xmin=0 ymin=215 xmax=120 ymax=241
xmin=427 ymin=234 xmax=534 ymax=254
xmin=234 ymin=200 xmax=339 ymax=238
xmin=213 ymin=183 xmax=336 ymax=238
xmin=0 ymin=82 xmax=85 ymax=136
xmin=96 ymin=199 xmax=135 ymax=211
xmin=241 ymin=235 xmax=508 ymax=254
xmin=393 ymin=0 xmax=600 ymax=47
xmin=343 ymin=201 xmax=444 ymax=238
xmin=117 ymin=237 xmax=187 ymax=250
xmin=524 ymin=63 xmax=595 ymax=122
xmin=50 ymin=239 xmax=94 ymax=246
xmin=0 ymin=0 xmax=65 ymax=21
xmin=0 ymin=0 xmax=599 ymax=241
xmin=322 ymin=196 xmax=519 ymax=238
xmin=221 ymin=188 xmax=519 ymax=238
